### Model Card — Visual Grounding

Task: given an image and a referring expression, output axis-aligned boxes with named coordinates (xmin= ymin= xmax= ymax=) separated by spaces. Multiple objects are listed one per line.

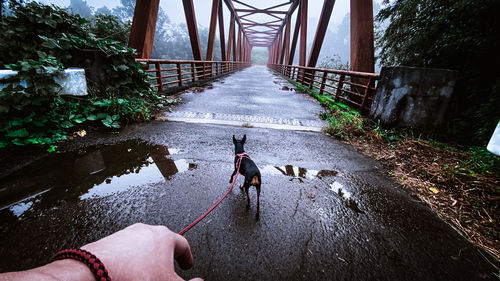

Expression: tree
xmin=68 ymin=0 xmax=93 ymax=18
xmin=376 ymin=0 xmax=500 ymax=145
xmin=113 ymin=0 xmax=135 ymax=22
xmin=95 ymin=6 xmax=112 ymax=15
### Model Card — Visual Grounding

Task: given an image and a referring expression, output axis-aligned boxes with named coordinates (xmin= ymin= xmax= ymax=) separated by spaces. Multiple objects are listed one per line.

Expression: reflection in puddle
xmin=329 ymin=182 xmax=351 ymax=198
xmin=261 ymin=165 xmax=362 ymax=214
xmin=0 ymin=140 xmax=196 ymax=218
xmin=281 ymin=86 xmax=294 ymax=91
xmin=329 ymin=182 xmax=363 ymax=213
xmin=261 ymin=165 xmax=337 ymax=182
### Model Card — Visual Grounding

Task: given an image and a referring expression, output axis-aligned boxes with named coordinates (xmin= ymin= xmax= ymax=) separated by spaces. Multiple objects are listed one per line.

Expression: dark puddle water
xmin=262 ymin=165 xmax=363 ymax=213
xmin=0 ymin=140 xmax=196 ymax=219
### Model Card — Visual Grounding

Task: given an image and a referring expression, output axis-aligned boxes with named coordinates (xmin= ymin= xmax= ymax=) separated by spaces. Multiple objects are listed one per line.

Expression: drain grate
xmin=157 ymin=111 xmax=325 ymax=132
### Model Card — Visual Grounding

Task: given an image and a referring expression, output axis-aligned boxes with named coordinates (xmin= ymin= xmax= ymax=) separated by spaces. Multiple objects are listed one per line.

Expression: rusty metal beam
xmin=307 ymin=0 xmax=335 ymax=68
xmin=128 ymin=0 xmax=160 ymax=59
xmin=237 ymin=26 xmax=242 ymax=61
xmin=288 ymin=3 xmax=301 ymax=64
xmin=218 ymin=1 xmax=226 ymax=61
xmin=350 ymin=0 xmax=374 ymax=72
xmin=235 ymin=9 xmax=288 ymax=14
xmin=226 ymin=14 xmax=235 ymax=61
xmin=277 ymin=30 xmax=283 ymax=64
xmin=281 ymin=18 xmax=290 ymax=65
xmin=206 ymin=0 xmax=220 ymax=61
xmin=242 ymin=23 xmax=281 ymax=27
xmin=232 ymin=24 xmax=237 ymax=61
xmin=299 ymin=0 xmax=307 ymax=67
xmin=182 ymin=0 xmax=203 ymax=60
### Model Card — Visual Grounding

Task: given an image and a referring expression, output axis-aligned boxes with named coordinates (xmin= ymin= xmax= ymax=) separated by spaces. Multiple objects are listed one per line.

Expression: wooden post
xmin=319 ymin=71 xmax=328 ymax=95
xmin=360 ymin=77 xmax=373 ymax=112
xmin=176 ymin=62 xmax=182 ymax=87
xmin=191 ymin=63 xmax=195 ymax=82
xmin=155 ymin=62 xmax=163 ymax=92
xmin=335 ymin=73 xmax=346 ymax=101
xmin=128 ymin=0 xmax=160 ymax=59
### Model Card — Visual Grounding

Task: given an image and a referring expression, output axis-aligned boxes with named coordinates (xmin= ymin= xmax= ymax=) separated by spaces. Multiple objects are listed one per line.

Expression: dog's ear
xmin=233 ymin=135 xmax=237 ymax=144
xmin=242 ymin=134 xmax=246 ymax=144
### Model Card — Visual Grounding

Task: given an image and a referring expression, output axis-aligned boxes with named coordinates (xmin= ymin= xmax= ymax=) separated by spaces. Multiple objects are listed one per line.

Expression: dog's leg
xmin=244 ymin=184 xmax=250 ymax=210
xmin=256 ymin=184 xmax=261 ymax=220
xmin=229 ymin=169 xmax=237 ymax=184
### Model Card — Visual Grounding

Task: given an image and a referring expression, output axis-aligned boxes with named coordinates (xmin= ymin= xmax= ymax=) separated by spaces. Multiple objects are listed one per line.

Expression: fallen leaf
xmin=429 ymin=187 xmax=439 ymax=194
xmin=76 ymin=130 xmax=86 ymax=137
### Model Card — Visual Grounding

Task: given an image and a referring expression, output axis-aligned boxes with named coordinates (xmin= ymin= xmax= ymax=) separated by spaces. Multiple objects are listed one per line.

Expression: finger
xmin=189 ymin=278 xmax=204 ymax=281
xmin=172 ymin=235 xmax=194 ymax=270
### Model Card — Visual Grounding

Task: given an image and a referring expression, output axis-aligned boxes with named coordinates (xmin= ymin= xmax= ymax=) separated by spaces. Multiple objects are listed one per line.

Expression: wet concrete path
xmin=0 ymin=66 xmax=498 ymax=280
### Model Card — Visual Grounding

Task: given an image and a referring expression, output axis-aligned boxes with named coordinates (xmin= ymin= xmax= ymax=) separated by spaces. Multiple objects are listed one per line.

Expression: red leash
xmin=178 ymin=153 xmax=247 ymax=235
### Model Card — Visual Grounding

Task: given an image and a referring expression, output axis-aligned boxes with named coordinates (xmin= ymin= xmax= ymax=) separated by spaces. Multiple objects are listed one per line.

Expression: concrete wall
xmin=0 ymin=69 xmax=88 ymax=96
xmin=370 ymin=66 xmax=458 ymax=130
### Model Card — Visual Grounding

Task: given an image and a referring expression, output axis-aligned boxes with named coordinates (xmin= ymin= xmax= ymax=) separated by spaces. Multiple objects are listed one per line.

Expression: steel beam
xmin=299 ymin=0 xmax=307 ymax=67
xmin=281 ymin=18 xmax=291 ymax=65
xmin=226 ymin=14 xmax=235 ymax=61
xmin=206 ymin=0 xmax=220 ymax=61
xmin=218 ymin=1 xmax=226 ymax=61
xmin=350 ymin=0 xmax=374 ymax=72
xmin=307 ymin=0 xmax=335 ymax=68
xmin=237 ymin=26 xmax=242 ymax=61
xmin=182 ymin=0 xmax=203 ymax=61
xmin=128 ymin=0 xmax=160 ymax=59
xmin=287 ymin=3 xmax=301 ymax=64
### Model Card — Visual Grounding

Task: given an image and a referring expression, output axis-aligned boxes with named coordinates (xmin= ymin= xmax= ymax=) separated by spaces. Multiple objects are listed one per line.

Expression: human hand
xmin=82 ymin=223 xmax=203 ymax=281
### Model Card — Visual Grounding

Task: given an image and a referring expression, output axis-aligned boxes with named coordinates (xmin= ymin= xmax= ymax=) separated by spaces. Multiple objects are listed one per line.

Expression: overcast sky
xmin=39 ymin=0 xmax=384 ymax=30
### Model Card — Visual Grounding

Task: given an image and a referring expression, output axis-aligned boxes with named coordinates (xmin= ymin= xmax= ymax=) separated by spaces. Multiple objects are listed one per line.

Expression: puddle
xmin=281 ymin=86 xmax=294 ymax=91
xmin=329 ymin=182 xmax=363 ymax=214
xmin=261 ymin=165 xmax=362 ymax=213
xmin=261 ymin=165 xmax=337 ymax=182
xmin=0 ymin=140 xmax=196 ymax=218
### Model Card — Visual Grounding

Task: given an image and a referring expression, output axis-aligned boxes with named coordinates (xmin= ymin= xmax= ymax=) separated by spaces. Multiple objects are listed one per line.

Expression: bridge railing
xmin=268 ymin=64 xmax=379 ymax=113
xmin=136 ymin=59 xmax=250 ymax=92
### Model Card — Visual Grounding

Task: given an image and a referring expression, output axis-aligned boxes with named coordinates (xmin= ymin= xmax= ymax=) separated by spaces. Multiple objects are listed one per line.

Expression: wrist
xmin=1 ymin=259 xmax=96 ymax=281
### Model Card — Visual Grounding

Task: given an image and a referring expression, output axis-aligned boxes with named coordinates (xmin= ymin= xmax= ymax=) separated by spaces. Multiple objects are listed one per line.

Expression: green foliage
xmin=376 ymin=0 xmax=500 ymax=145
xmin=0 ymin=2 xmax=163 ymax=148
xmin=84 ymin=13 xmax=131 ymax=45
xmin=464 ymin=147 xmax=500 ymax=176
xmin=318 ymin=54 xmax=350 ymax=71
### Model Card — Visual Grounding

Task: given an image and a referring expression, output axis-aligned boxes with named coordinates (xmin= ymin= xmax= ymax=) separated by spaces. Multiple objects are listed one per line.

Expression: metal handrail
xmin=268 ymin=63 xmax=379 ymax=113
xmin=136 ymin=59 xmax=251 ymax=92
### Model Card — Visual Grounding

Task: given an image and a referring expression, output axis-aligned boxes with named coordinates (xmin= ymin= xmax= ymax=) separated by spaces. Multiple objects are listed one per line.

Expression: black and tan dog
xmin=230 ymin=135 xmax=261 ymax=219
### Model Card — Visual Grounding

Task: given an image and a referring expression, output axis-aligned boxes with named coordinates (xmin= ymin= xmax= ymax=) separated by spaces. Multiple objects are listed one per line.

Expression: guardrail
xmin=136 ymin=59 xmax=250 ymax=92
xmin=268 ymin=64 xmax=379 ymax=113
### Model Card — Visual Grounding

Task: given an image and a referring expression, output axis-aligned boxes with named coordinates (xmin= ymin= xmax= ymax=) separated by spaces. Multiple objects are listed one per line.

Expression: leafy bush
xmin=376 ymin=0 xmax=500 ymax=145
xmin=0 ymin=2 xmax=163 ymax=148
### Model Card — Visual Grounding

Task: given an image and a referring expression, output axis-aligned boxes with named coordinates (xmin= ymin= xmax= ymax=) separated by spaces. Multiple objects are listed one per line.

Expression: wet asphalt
xmin=0 ymin=66 xmax=498 ymax=280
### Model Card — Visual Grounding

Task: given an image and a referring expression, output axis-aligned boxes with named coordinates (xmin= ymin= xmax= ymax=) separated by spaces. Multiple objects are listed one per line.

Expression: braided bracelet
xmin=52 ymin=248 xmax=111 ymax=281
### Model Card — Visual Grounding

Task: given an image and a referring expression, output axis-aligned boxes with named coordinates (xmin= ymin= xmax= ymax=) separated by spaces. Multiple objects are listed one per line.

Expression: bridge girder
xmin=128 ymin=0 xmax=374 ymax=71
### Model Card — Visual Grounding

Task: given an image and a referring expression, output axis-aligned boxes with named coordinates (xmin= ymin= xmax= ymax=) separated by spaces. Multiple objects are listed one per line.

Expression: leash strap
xmin=178 ymin=154 xmax=246 ymax=235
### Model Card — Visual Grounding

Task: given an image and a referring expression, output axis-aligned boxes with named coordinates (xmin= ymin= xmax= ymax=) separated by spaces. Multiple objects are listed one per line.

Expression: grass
xmin=287 ymin=78 xmax=500 ymax=262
